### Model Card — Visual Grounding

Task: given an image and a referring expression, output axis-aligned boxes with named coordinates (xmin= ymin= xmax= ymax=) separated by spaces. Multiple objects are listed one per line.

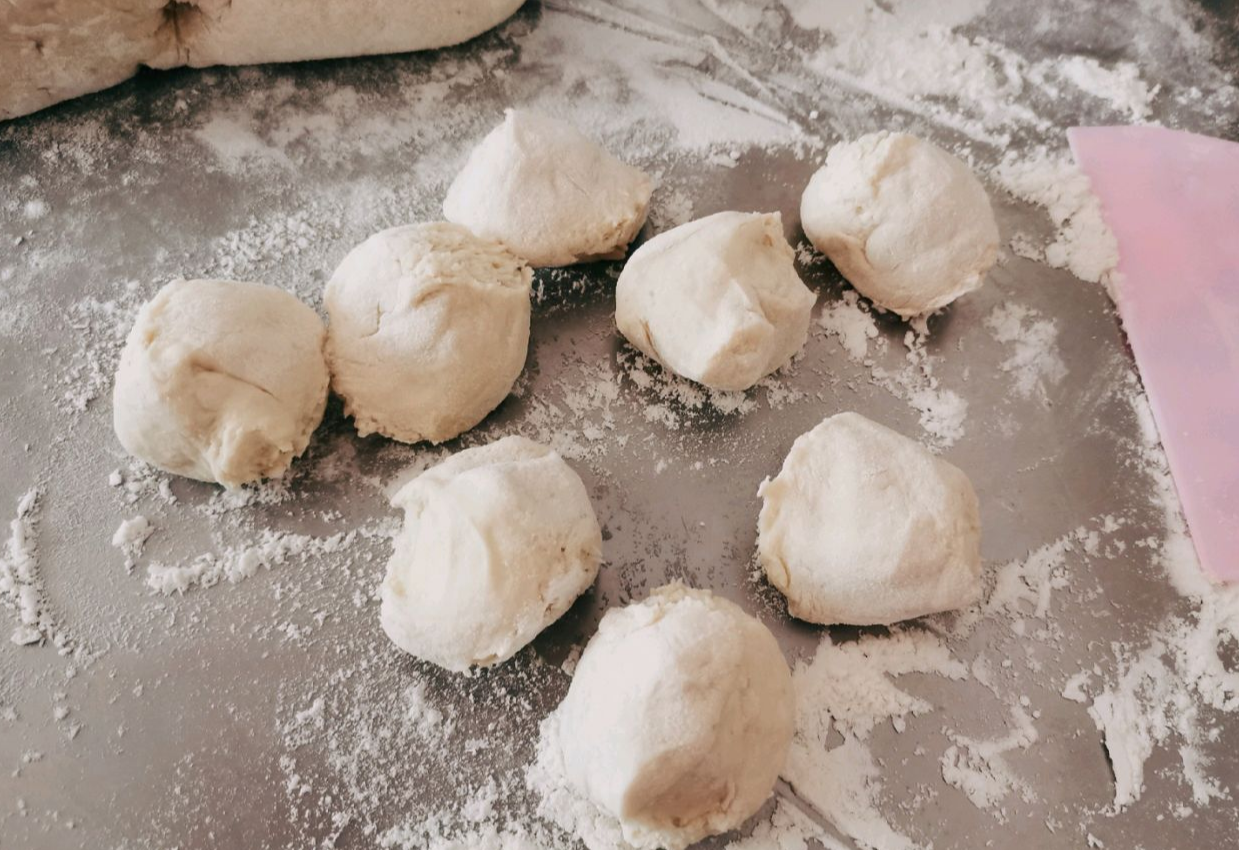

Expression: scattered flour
xmin=799 ymin=0 xmax=1042 ymax=145
xmin=618 ymin=348 xmax=758 ymax=429
xmin=1078 ymin=378 xmax=1239 ymax=812
xmin=815 ymin=297 xmax=968 ymax=448
xmin=779 ymin=630 xmax=968 ymax=849
xmin=145 ymin=521 xmax=395 ymax=595
xmin=991 ymin=148 xmax=1120 ymax=286
xmin=382 ymin=821 xmax=552 ymax=850
xmin=1062 ymin=670 xmax=1093 ymax=704
xmin=940 ymin=706 xmax=1039 ymax=813
xmin=876 ymin=325 xmax=969 ymax=449
xmin=792 ymin=630 xmax=969 ymax=738
xmin=0 ymin=489 xmax=54 ymax=646
xmin=817 ymin=290 xmax=883 ymax=362
xmin=57 ymin=285 xmax=144 ymax=414
xmin=984 ymin=303 xmax=1068 ymax=402
xmin=723 ymin=797 xmax=842 ymax=850
xmin=403 ymin=681 xmax=448 ymax=738
xmin=985 ymin=531 xmax=1080 ymax=624
xmin=792 ymin=0 xmax=1163 ymax=149
xmin=111 ymin=515 xmax=153 ymax=572
xmin=1124 ymin=374 xmax=1209 ymax=598
xmin=1058 ymin=57 xmax=1159 ymax=122
xmin=1088 ymin=641 xmax=1180 ymax=810
xmin=519 ymin=2 xmax=801 ymax=151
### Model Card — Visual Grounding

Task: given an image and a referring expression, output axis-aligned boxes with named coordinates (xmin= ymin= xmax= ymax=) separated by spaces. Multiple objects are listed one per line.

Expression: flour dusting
xmin=984 ymin=303 xmax=1068 ymax=402
xmin=0 ymin=490 xmax=52 ymax=647
xmin=992 ymin=149 xmax=1121 ymax=286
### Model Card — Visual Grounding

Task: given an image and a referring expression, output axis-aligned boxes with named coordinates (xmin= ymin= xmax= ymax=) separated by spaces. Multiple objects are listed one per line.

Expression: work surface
xmin=2 ymin=1 xmax=1238 ymax=848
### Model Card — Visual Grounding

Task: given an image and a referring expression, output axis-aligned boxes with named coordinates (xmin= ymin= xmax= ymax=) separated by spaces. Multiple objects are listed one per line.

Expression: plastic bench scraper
xmin=1068 ymin=125 xmax=1238 ymax=584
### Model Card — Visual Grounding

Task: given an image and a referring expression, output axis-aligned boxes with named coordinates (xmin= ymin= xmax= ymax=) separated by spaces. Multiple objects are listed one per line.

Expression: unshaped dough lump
xmin=2 ymin=0 xmax=525 ymax=121
xmin=800 ymin=131 xmax=999 ymax=318
xmin=556 ymin=584 xmax=794 ymax=850
xmin=443 ymin=109 xmax=653 ymax=267
xmin=113 ymin=279 xmax=329 ymax=488
xmin=615 ymin=211 xmax=816 ymax=391
xmin=325 ymin=223 xmax=531 ymax=444
xmin=380 ymin=436 xmax=601 ymax=672
xmin=757 ymin=411 xmax=982 ymax=626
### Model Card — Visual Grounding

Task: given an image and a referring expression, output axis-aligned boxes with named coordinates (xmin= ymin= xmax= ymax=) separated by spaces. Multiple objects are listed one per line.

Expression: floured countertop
xmin=1 ymin=1 xmax=1238 ymax=848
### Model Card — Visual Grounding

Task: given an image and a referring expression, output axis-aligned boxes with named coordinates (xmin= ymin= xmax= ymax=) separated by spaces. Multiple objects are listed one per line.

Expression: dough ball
xmin=325 ymin=223 xmax=531 ymax=444
xmin=113 ymin=279 xmax=329 ymax=488
xmin=800 ymin=131 xmax=999 ymax=318
xmin=615 ymin=211 xmax=816 ymax=391
xmin=380 ymin=436 xmax=602 ymax=672
xmin=556 ymin=584 xmax=794 ymax=850
xmin=444 ymin=109 xmax=653 ymax=267
xmin=758 ymin=412 xmax=982 ymax=626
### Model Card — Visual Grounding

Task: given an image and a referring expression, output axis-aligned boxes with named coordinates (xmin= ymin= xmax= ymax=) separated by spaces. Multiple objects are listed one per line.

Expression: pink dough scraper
xmin=1068 ymin=125 xmax=1239 ymax=583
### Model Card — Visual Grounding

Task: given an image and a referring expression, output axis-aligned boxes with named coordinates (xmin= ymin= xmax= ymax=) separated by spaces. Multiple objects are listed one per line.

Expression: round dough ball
xmin=557 ymin=584 xmax=794 ymax=850
xmin=444 ymin=109 xmax=653 ymax=267
xmin=325 ymin=223 xmax=531 ymax=444
xmin=615 ymin=211 xmax=816 ymax=391
xmin=113 ymin=278 xmax=329 ymax=488
xmin=758 ymin=412 xmax=982 ymax=626
xmin=380 ymin=435 xmax=602 ymax=672
xmin=800 ymin=131 xmax=999 ymax=318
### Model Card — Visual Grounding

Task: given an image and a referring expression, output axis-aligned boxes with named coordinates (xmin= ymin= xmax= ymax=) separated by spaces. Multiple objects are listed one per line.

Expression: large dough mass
xmin=1 ymin=0 xmax=524 ymax=120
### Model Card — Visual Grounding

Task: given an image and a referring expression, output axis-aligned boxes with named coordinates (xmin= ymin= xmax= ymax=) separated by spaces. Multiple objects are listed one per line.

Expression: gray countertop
xmin=1 ymin=1 xmax=1237 ymax=848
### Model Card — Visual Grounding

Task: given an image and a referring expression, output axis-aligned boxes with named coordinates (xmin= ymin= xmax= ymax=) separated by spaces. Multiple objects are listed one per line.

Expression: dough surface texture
xmin=1 ymin=0 xmax=524 ymax=120
xmin=380 ymin=436 xmax=601 ymax=672
xmin=113 ymin=278 xmax=329 ymax=488
xmin=325 ymin=222 xmax=531 ymax=444
xmin=615 ymin=211 xmax=815 ymax=391
xmin=444 ymin=109 xmax=653 ymax=267
xmin=800 ymin=131 xmax=999 ymax=318
xmin=758 ymin=411 xmax=982 ymax=626
xmin=556 ymin=584 xmax=794 ymax=850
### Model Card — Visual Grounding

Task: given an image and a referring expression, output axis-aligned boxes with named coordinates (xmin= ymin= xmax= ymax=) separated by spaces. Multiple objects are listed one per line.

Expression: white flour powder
xmin=0 ymin=490 xmax=50 ymax=646
xmin=991 ymin=148 xmax=1121 ymax=286
xmin=145 ymin=521 xmax=396 ymax=595
xmin=111 ymin=515 xmax=153 ymax=572
xmin=984 ymin=304 xmax=1068 ymax=402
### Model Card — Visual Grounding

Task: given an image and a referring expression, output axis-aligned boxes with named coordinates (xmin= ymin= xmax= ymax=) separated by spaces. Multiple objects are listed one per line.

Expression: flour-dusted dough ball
xmin=758 ymin=412 xmax=982 ymax=626
xmin=380 ymin=436 xmax=602 ymax=672
xmin=325 ymin=223 xmax=532 ymax=444
xmin=557 ymin=584 xmax=794 ymax=850
xmin=113 ymin=279 xmax=329 ymax=488
xmin=615 ymin=211 xmax=816 ymax=391
xmin=800 ymin=131 xmax=999 ymax=318
xmin=443 ymin=109 xmax=653 ymax=267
